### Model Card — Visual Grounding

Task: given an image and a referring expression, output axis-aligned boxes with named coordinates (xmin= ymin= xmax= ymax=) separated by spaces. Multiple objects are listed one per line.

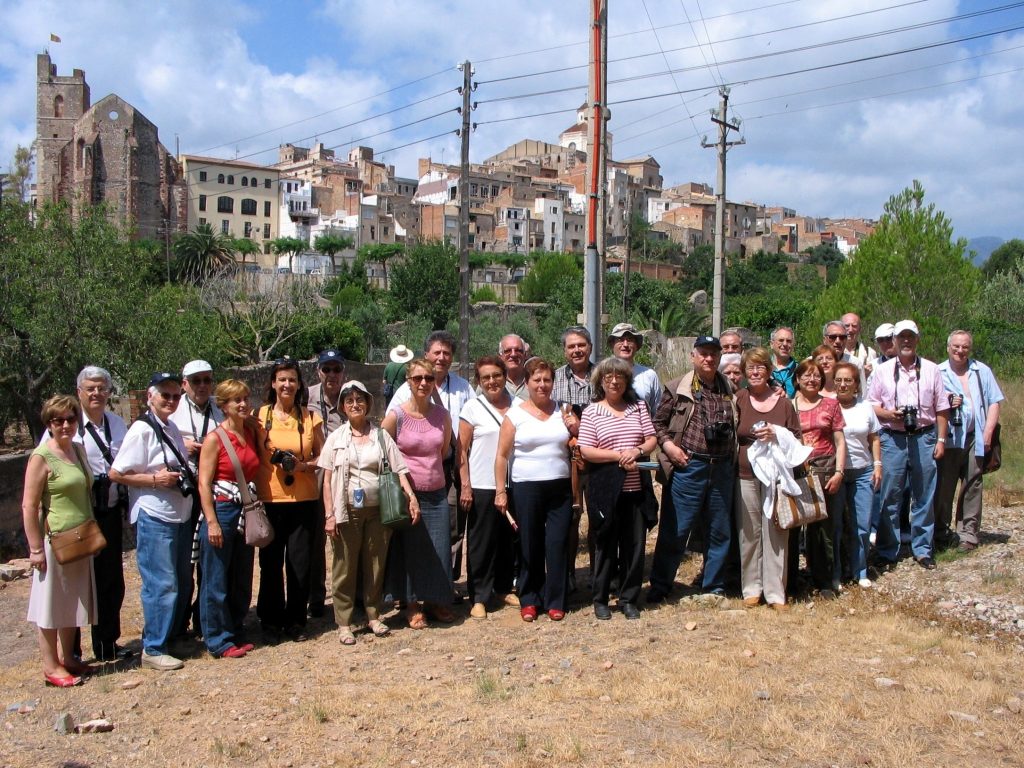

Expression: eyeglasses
xmin=320 ymin=366 xmax=343 ymax=374
xmin=602 ymin=373 xmax=627 ymax=383
xmin=156 ymin=392 xmax=183 ymax=402
xmin=746 ymin=364 xmax=769 ymax=373
xmin=79 ymin=385 xmax=110 ymax=395
xmin=501 ymin=347 xmax=525 ymax=356
xmin=826 ymin=334 xmax=848 ymax=341
xmin=479 ymin=373 xmax=505 ymax=382
xmin=188 ymin=376 xmax=213 ymax=385
xmin=408 ymin=375 xmax=433 ymax=384
xmin=49 ymin=415 xmax=78 ymax=426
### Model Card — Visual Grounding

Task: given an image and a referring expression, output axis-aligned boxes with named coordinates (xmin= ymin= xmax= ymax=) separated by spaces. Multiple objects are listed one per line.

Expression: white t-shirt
xmin=40 ymin=411 xmax=128 ymax=507
xmin=111 ymin=415 xmax=193 ymax=524
xmin=459 ymin=396 xmax=507 ymax=490
xmin=387 ymin=371 xmax=474 ymax=424
xmin=168 ymin=396 xmax=223 ymax=470
xmin=506 ymin=401 xmax=571 ymax=483
xmin=632 ymin=363 xmax=662 ymax=417
xmin=840 ymin=401 xmax=881 ymax=470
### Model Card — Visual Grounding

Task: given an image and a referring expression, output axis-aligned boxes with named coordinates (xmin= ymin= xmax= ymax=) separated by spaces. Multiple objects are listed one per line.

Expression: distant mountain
xmin=966 ymin=236 xmax=1003 ymax=266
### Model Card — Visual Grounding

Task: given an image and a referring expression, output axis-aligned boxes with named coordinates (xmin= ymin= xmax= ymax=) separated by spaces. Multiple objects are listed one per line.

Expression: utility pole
xmin=457 ymin=60 xmax=475 ymax=378
xmin=583 ymin=0 xmax=607 ymax=360
xmin=702 ymin=86 xmax=744 ymax=336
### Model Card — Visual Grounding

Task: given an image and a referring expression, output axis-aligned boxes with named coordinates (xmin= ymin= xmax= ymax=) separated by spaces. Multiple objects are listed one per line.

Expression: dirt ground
xmin=1 ymin=502 xmax=1022 ymax=768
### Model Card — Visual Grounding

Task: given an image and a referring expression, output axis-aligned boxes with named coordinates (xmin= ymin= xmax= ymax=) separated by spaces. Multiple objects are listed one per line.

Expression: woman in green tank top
xmin=22 ymin=395 xmax=98 ymax=688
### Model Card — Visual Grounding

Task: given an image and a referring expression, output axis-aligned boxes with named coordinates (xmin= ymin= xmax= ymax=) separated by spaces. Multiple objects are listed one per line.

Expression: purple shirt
xmin=867 ymin=355 xmax=949 ymax=431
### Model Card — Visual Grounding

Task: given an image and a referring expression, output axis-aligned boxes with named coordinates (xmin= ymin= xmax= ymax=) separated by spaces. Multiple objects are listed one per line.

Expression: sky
xmin=2 ymin=0 xmax=1022 ymax=240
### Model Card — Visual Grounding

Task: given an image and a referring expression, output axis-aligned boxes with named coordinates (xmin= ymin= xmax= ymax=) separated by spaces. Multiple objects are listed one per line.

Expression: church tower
xmin=35 ymin=53 xmax=90 ymax=204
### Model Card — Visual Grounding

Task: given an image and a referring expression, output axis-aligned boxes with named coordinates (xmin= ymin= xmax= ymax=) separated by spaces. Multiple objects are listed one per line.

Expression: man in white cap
xmin=169 ymin=360 xmax=224 ymax=640
xmin=867 ymin=320 xmax=951 ymax=570
xmin=607 ymin=322 xmax=661 ymax=416
xmin=873 ymin=323 xmax=897 ymax=364
xmin=306 ymin=349 xmax=347 ymax=617
xmin=383 ymin=344 xmax=413 ymax=402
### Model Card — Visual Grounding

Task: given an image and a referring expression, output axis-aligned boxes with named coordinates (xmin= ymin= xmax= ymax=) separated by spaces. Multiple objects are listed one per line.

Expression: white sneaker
xmin=142 ymin=651 xmax=184 ymax=671
xmin=858 ymin=578 xmax=873 ymax=589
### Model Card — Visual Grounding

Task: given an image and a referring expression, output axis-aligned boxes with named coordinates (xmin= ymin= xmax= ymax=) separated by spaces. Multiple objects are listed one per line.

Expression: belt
xmin=687 ymin=452 xmax=732 ymax=465
xmin=884 ymin=425 xmax=935 ymax=436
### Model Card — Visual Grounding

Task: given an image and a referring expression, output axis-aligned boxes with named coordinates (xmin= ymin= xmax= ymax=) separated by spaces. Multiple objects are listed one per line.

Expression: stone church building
xmin=35 ymin=53 xmax=185 ymax=239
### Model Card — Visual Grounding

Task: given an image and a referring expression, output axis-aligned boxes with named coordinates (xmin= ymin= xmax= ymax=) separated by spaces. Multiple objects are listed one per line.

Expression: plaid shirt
xmin=677 ymin=376 xmax=733 ymax=458
xmin=552 ymin=362 xmax=593 ymax=412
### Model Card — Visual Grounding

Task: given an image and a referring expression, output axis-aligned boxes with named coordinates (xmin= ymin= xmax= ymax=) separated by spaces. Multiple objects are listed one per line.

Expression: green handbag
xmin=377 ymin=429 xmax=411 ymax=528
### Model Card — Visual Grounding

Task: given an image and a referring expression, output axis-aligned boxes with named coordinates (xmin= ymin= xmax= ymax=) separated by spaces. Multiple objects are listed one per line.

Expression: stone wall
xmin=0 ymin=453 xmax=30 ymax=555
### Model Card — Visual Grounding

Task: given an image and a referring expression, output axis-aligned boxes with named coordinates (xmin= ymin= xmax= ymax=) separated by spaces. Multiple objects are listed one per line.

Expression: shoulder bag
xmin=377 ymin=428 xmax=411 ymax=528
xmin=773 ymin=466 xmax=829 ymax=530
xmin=217 ymin=427 xmax=274 ymax=548
xmin=46 ymin=445 xmax=108 ymax=565
xmin=975 ymin=371 xmax=1002 ymax=474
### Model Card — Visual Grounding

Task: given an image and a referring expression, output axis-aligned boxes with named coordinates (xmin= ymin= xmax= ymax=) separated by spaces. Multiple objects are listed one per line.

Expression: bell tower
xmin=35 ymin=53 xmax=90 ymax=203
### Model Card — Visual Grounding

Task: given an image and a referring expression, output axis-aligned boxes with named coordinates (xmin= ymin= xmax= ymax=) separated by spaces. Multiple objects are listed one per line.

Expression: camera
xmin=703 ymin=421 xmax=734 ymax=444
xmin=93 ymin=473 xmax=112 ymax=511
xmin=949 ymin=395 xmax=963 ymax=427
xmin=175 ymin=471 xmax=197 ymax=498
xmin=901 ymin=405 xmax=919 ymax=432
xmin=270 ymin=449 xmax=298 ymax=474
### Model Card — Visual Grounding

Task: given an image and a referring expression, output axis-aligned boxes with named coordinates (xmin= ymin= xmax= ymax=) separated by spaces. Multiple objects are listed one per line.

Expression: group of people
xmin=21 ymin=314 xmax=1004 ymax=686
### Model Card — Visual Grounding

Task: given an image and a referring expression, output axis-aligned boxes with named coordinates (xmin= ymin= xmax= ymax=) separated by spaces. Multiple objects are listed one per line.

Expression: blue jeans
xmin=136 ymin=510 xmax=192 ymax=656
xmin=649 ymin=457 xmax=734 ymax=594
xmin=877 ymin=430 xmax=938 ymax=561
xmin=842 ymin=467 xmax=875 ymax=580
xmin=199 ymin=501 xmax=242 ymax=656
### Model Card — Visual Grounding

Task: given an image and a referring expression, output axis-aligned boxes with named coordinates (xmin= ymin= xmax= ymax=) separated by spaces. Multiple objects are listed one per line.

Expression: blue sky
xmin=2 ymin=0 xmax=1023 ymax=240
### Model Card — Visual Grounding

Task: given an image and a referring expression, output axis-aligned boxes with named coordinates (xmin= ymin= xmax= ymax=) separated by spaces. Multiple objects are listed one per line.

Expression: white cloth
xmin=748 ymin=426 xmax=812 ymax=519
xmin=506 ymin=401 xmax=571 ymax=482
xmin=460 ymin=396 xmax=505 ymax=490
xmin=631 ymin=363 xmax=662 ymax=417
xmin=168 ymin=396 xmax=223 ymax=445
xmin=840 ymin=401 xmax=881 ymax=470
xmin=387 ymin=371 xmax=474 ymax=423
xmin=111 ymin=415 xmax=193 ymax=524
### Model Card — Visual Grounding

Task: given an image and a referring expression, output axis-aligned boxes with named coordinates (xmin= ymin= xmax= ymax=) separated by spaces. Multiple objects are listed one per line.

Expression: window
xmin=264 ymin=201 xmax=271 ymax=217
xmin=199 ymin=171 xmax=207 ymax=182
xmin=251 ymin=177 xmax=257 ymax=187
xmin=264 ymin=179 xmax=271 ymax=189
xmin=221 ymin=220 xmax=230 ymax=234
xmin=242 ymin=177 xmax=248 ymax=187
xmin=369 ymin=225 xmax=376 ymax=240
xmin=383 ymin=225 xmax=389 ymax=236
xmin=551 ymin=206 xmax=557 ymax=214
xmin=470 ymin=183 xmax=478 ymax=195
xmin=217 ymin=196 xmax=233 ymax=213
xmin=217 ymin=173 xmax=225 ymax=184
xmin=227 ymin=175 xmax=234 ymax=185
xmin=241 ymin=198 xmax=257 ymax=216
xmin=491 ymin=185 xmax=499 ymax=197
xmin=244 ymin=222 xmax=252 ymax=238
xmin=54 ymin=94 xmax=64 ymax=117
xmin=263 ymin=223 xmax=270 ymax=238
xmin=198 ymin=195 xmax=207 ymax=212
xmin=481 ymin=186 xmax=489 ymax=198
xmin=198 ymin=217 xmax=206 ymax=226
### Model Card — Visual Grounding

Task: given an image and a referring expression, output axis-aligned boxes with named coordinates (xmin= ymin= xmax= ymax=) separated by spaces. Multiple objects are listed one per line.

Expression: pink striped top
xmin=577 ymin=402 xmax=655 ymax=491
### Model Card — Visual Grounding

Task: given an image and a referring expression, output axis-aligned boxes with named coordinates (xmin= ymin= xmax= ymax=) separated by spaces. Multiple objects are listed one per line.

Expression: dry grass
xmin=2 ymin=557 xmax=1023 ymax=768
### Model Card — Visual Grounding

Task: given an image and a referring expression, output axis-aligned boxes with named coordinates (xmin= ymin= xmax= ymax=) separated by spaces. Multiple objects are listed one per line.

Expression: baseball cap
xmin=893 ymin=320 xmax=920 ymax=337
xmin=150 ymin=371 xmax=183 ymax=387
xmin=694 ymin=335 xmax=722 ymax=350
xmin=182 ymin=360 xmax=213 ymax=378
xmin=317 ymin=349 xmax=345 ymax=367
xmin=873 ymin=323 xmax=895 ymax=340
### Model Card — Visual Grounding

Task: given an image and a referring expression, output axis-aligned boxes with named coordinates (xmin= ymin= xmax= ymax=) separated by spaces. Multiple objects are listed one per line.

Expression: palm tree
xmin=232 ymin=237 xmax=262 ymax=271
xmin=173 ymin=223 xmax=238 ymax=284
xmin=313 ymin=233 xmax=353 ymax=275
xmin=271 ymin=236 xmax=307 ymax=273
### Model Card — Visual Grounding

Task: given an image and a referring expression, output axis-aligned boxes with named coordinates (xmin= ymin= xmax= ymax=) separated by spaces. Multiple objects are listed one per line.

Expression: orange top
xmin=255 ymin=404 xmax=323 ymax=503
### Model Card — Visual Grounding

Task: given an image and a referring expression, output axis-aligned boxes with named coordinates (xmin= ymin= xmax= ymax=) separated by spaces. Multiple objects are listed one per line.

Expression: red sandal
xmin=520 ymin=606 xmax=537 ymax=622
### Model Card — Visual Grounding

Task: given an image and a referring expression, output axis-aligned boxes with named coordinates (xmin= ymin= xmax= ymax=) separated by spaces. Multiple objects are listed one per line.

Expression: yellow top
xmin=255 ymin=404 xmax=323 ymax=503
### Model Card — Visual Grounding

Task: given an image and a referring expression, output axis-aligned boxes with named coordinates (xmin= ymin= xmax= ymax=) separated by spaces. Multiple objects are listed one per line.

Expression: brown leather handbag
xmin=45 ymin=445 xmax=107 ymax=565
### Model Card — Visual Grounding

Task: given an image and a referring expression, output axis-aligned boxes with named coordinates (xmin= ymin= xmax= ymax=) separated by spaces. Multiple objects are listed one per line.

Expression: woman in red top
xmin=197 ymin=379 xmax=260 ymax=659
xmin=794 ymin=360 xmax=847 ymax=596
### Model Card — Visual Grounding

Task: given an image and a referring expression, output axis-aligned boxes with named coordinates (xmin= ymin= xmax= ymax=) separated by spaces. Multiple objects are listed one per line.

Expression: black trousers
xmin=257 ymin=500 xmax=316 ymax=629
xmin=466 ymin=489 xmax=516 ymax=605
xmin=592 ymin=491 xmax=646 ymax=605
xmin=512 ymin=478 xmax=572 ymax=612
xmin=308 ymin=495 xmax=328 ymax=611
xmin=90 ymin=504 xmax=126 ymax=656
xmin=177 ymin=495 xmax=203 ymax=636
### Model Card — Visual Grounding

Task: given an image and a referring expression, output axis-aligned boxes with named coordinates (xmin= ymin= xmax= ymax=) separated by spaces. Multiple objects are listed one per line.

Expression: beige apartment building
xmin=179 ymin=155 xmax=281 ymax=266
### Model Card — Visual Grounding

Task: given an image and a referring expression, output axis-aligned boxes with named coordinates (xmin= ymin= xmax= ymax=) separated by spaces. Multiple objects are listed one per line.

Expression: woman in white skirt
xmin=22 ymin=395 xmax=98 ymax=687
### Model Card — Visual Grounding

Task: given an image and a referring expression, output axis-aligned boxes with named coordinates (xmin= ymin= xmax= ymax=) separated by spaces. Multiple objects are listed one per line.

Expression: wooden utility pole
xmin=583 ymin=0 xmax=607 ymax=360
xmin=457 ymin=60 xmax=474 ymax=377
xmin=702 ymin=86 xmax=743 ymax=336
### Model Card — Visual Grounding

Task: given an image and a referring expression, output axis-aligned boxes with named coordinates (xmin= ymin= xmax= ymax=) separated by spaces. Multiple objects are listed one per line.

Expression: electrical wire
xmin=641 ymin=0 xmax=704 ymax=147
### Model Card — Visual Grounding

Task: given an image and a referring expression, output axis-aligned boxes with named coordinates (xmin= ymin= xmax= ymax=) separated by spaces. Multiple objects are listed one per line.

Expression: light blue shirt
xmin=937 ymin=359 xmax=1004 ymax=457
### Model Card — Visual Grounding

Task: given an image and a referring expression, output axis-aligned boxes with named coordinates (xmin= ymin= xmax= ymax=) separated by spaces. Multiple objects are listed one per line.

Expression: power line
xmin=641 ymin=0 xmax=704 ymax=146
xmin=682 ymin=0 xmax=726 ymax=87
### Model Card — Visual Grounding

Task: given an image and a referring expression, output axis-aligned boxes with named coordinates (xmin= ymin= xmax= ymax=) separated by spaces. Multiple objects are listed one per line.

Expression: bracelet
xmin=937 ymin=437 xmax=947 ymax=444
xmin=151 ymin=474 xmax=157 ymax=489
xmin=30 ymin=548 xmax=43 ymax=555
xmin=873 ymin=461 xmax=882 ymax=466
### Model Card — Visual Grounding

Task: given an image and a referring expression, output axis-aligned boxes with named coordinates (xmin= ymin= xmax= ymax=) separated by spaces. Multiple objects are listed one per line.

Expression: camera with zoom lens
xmin=175 ymin=471 xmax=197 ymax=498
xmin=901 ymin=405 xmax=919 ymax=432
xmin=92 ymin=473 xmax=112 ymax=511
xmin=703 ymin=421 xmax=734 ymax=444
xmin=270 ymin=449 xmax=298 ymax=474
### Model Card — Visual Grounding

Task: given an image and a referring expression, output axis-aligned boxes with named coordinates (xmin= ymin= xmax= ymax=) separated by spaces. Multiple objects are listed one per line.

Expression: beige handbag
xmin=773 ymin=471 xmax=828 ymax=530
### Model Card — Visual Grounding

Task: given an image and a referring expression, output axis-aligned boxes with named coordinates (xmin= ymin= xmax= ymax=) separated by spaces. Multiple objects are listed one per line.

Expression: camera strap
xmin=184 ymin=395 xmax=216 ymax=442
xmin=81 ymin=416 xmax=115 ymax=468
xmin=892 ymin=357 xmax=921 ymax=409
xmin=143 ymin=412 xmax=197 ymax=484
xmin=263 ymin=404 xmax=306 ymax=461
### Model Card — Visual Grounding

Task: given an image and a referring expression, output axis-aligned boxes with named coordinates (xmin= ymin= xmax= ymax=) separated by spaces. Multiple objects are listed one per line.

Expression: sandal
xmin=424 ymin=602 xmax=456 ymax=624
xmin=338 ymin=628 xmax=356 ymax=646
xmin=368 ymin=620 xmax=390 ymax=637
xmin=406 ymin=606 xmax=428 ymax=630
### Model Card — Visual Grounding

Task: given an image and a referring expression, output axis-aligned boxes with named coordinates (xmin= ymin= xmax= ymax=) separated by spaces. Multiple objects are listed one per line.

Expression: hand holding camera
xmin=270 ymin=449 xmax=299 ymax=485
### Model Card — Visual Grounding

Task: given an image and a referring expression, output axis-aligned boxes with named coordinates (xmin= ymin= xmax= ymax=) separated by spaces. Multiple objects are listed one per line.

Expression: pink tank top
xmin=396 ymin=405 xmax=447 ymax=492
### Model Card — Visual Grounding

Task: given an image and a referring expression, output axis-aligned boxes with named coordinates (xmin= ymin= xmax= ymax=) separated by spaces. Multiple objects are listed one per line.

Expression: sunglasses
xmin=826 ymin=334 xmax=849 ymax=341
xmin=408 ymin=374 xmax=433 ymax=384
xmin=157 ymin=392 xmax=183 ymax=402
xmin=188 ymin=377 xmax=213 ymax=385
xmin=320 ymin=366 xmax=343 ymax=374
xmin=49 ymin=415 xmax=78 ymax=426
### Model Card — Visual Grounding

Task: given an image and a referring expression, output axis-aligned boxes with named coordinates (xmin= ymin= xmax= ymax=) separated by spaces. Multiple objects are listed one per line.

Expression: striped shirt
xmin=577 ymin=402 xmax=655 ymax=492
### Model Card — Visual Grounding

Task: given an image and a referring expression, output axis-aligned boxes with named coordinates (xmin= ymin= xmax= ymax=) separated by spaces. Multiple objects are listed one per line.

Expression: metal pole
xmin=457 ymin=61 xmax=473 ymax=378
xmin=583 ymin=0 xmax=606 ymax=361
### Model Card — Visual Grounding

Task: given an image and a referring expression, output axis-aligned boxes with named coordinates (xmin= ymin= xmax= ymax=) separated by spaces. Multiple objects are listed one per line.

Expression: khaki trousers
xmin=330 ymin=505 xmax=391 ymax=627
xmin=736 ymin=478 xmax=789 ymax=605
